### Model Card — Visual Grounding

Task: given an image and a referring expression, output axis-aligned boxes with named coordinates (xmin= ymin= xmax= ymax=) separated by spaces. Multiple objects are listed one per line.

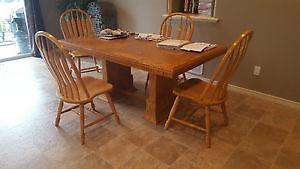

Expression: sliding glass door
xmin=0 ymin=0 xmax=31 ymax=62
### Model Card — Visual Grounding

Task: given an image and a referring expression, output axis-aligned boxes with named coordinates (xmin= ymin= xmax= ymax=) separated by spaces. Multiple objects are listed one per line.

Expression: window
xmin=183 ymin=0 xmax=216 ymax=17
xmin=166 ymin=0 xmax=218 ymax=22
xmin=0 ymin=0 xmax=31 ymax=62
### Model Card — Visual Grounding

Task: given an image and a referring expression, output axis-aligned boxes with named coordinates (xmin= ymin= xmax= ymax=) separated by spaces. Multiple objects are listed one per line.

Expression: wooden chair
xmin=164 ymin=30 xmax=253 ymax=148
xmin=160 ymin=12 xmax=195 ymax=40
xmin=35 ymin=31 xmax=120 ymax=145
xmin=145 ymin=12 xmax=195 ymax=91
xmin=60 ymin=8 xmax=100 ymax=74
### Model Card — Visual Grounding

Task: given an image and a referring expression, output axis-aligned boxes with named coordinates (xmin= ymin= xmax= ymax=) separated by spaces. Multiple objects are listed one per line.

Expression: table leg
xmin=145 ymin=73 xmax=177 ymax=124
xmin=102 ymin=60 xmax=136 ymax=99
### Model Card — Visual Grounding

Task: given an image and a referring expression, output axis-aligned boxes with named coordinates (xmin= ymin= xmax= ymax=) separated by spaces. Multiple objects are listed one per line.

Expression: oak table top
xmin=59 ymin=37 xmax=226 ymax=78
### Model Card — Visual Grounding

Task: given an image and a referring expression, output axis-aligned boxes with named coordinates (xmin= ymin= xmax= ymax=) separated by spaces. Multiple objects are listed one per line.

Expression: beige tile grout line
xmin=268 ymin=133 xmax=289 ymax=169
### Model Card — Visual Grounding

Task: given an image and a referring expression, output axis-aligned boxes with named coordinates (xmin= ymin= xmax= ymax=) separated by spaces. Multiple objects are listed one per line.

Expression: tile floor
xmin=0 ymin=57 xmax=299 ymax=169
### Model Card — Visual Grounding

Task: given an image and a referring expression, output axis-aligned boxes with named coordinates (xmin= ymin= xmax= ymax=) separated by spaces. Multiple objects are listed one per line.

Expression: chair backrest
xmin=60 ymin=8 xmax=94 ymax=40
xmin=35 ymin=31 xmax=90 ymax=102
xmin=160 ymin=12 xmax=195 ymax=41
xmin=200 ymin=30 xmax=253 ymax=103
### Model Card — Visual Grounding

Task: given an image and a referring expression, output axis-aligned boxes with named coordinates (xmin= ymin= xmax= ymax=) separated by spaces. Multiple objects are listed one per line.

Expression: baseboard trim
xmin=186 ymin=73 xmax=300 ymax=110
xmin=228 ymin=84 xmax=300 ymax=110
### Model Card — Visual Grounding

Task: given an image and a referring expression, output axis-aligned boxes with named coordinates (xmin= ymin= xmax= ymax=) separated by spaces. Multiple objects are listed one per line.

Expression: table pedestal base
xmin=103 ymin=60 xmax=136 ymax=100
xmin=103 ymin=60 xmax=177 ymax=124
xmin=145 ymin=73 xmax=177 ymax=124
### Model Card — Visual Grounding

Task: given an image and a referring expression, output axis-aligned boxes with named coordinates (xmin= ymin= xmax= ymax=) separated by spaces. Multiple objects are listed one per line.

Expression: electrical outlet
xmin=253 ymin=66 xmax=261 ymax=76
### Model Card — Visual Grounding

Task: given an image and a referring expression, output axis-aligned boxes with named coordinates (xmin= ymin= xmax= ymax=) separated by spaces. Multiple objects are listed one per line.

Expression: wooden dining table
xmin=59 ymin=36 xmax=226 ymax=124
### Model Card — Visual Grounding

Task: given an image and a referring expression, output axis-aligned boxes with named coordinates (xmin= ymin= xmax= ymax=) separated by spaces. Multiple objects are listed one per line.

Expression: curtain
xmin=24 ymin=0 xmax=44 ymax=58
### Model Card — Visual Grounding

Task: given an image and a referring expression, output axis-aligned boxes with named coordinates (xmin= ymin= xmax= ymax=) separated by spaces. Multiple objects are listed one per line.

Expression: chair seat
xmin=173 ymin=78 xmax=225 ymax=106
xmin=61 ymin=76 xmax=112 ymax=103
xmin=82 ymin=76 xmax=112 ymax=98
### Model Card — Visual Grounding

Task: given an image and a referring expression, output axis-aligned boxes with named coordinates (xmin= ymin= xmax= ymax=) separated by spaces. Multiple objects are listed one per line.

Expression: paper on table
xmin=148 ymin=34 xmax=163 ymax=41
xmin=136 ymin=33 xmax=149 ymax=39
xmin=181 ymin=42 xmax=217 ymax=52
xmin=157 ymin=39 xmax=190 ymax=49
xmin=135 ymin=33 xmax=164 ymax=41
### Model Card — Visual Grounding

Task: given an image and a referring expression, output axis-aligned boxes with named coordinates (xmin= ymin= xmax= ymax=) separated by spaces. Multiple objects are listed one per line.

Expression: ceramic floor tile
xmin=119 ymin=149 xmax=169 ymax=169
xmin=223 ymin=149 xmax=271 ymax=169
xmin=29 ymin=123 xmax=79 ymax=152
xmin=226 ymin=91 xmax=248 ymax=109
xmin=80 ymin=123 xmax=118 ymax=150
xmin=281 ymin=119 xmax=300 ymax=154
xmin=97 ymin=136 xmax=139 ymax=168
xmin=15 ymin=154 xmax=58 ymax=169
xmin=212 ymin=113 xmax=256 ymax=146
xmin=238 ymin=123 xmax=288 ymax=162
xmin=102 ymin=116 xmax=144 ymax=137
xmin=261 ymin=103 xmax=300 ymax=131
xmin=233 ymin=103 xmax=266 ymax=120
xmin=65 ymin=153 xmax=115 ymax=169
xmin=246 ymin=96 xmax=274 ymax=108
xmin=170 ymin=155 xmax=206 ymax=169
xmin=272 ymin=148 xmax=300 ymax=169
xmin=243 ymin=123 xmax=288 ymax=145
xmin=43 ymin=141 xmax=90 ymax=168
xmin=291 ymin=118 xmax=300 ymax=136
xmin=145 ymin=136 xmax=188 ymax=165
xmin=171 ymin=138 xmax=235 ymax=169
xmin=0 ymin=138 xmax=43 ymax=169
xmin=122 ymin=124 xmax=162 ymax=148
xmin=164 ymin=126 xmax=205 ymax=148
xmin=196 ymin=138 xmax=235 ymax=168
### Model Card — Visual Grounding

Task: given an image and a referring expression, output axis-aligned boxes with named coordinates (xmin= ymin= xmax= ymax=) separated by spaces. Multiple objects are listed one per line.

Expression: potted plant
xmin=58 ymin=0 xmax=95 ymax=12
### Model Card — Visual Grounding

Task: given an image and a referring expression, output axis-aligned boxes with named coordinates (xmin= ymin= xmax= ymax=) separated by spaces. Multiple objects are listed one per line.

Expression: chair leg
xmin=205 ymin=106 xmax=211 ymax=148
xmin=92 ymin=56 xmax=99 ymax=72
xmin=105 ymin=94 xmax=120 ymax=124
xmin=182 ymin=73 xmax=187 ymax=81
xmin=77 ymin=57 xmax=82 ymax=73
xmin=145 ymin=73 xmax=149 ymax=92
xmin=55 ymin=100 xmax=64 ymax=127
xmin=91 ymin=100 xmax=96 ymax=111
xmin=79 ymin=104 xmax=85 ymax=145
xmin=221 ymin=102 xmax=229 ymax=126
xmin=164 ymin=96 xmax=181 ymax=129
